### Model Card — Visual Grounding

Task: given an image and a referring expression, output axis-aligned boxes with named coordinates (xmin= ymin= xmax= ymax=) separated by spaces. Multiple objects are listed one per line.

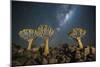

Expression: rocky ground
xmin=12 ymin=43 xmax=96 ymax=66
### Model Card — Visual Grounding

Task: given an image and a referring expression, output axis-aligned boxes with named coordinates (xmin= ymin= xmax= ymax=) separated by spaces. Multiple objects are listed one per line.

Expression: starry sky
xmin=12 ymin=1 xmax=96 ymax=48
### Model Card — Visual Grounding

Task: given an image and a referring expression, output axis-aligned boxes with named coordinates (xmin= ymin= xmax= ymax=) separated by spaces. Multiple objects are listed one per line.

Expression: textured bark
xmin=77 ymin=37 xmax=83 ymax=49
xmin=44 ymin=37 xmax=49 ymax=56
xmin=27 ymin=39 xmax=33 ymax=50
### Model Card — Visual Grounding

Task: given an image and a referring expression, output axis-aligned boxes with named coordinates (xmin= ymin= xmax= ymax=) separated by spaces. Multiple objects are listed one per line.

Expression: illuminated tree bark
xmin=44 ymin=36 xmax=49 ymax=56
xmin=77 ymin=37 xmax=83 ymax=49
xmin=27 ymin=39 xmax=33 ymax=50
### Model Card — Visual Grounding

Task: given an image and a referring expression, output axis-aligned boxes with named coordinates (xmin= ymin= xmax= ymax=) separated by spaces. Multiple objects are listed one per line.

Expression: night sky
xmin=12 ymin=1 xmax=96 ymax=48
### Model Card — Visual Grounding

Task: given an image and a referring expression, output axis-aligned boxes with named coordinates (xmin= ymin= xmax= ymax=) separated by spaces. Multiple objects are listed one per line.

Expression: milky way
xmin=56 ymin=5 xmax=75 ymax=31
xmin=12 ymin=1 xmax=96 ymax=47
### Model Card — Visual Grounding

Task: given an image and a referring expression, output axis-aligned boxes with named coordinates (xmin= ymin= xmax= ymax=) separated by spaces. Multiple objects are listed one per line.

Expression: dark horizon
xmin=12 ymin=1 xmax=96 ymax=48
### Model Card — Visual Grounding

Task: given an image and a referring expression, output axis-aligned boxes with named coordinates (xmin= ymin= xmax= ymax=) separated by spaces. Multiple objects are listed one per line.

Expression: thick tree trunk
xmin=77 ymin=37 xmax=83 ymax=49
xmin=44 ymin=36 xmax=49 ymax=56
xmin=27 ymin=39 xmax=33 ymax=50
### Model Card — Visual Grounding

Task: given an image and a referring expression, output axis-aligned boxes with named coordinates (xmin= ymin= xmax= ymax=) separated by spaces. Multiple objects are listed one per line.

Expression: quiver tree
xmin=37 ymin=25 xmax=54 ymax=56
xmin=68 ymin=28 xmax=86 ymax=49
xmin=19 ymin=29 xmax=40 ymax=50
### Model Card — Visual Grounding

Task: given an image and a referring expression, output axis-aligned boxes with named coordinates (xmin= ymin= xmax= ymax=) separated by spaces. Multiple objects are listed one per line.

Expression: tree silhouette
xmin=68 ymin=28 xmax=86 ymax=49
xmin=18 ymin=29 xmax=40 ymax=50
xmin=37 ymin=25 xmax=54 ymax=56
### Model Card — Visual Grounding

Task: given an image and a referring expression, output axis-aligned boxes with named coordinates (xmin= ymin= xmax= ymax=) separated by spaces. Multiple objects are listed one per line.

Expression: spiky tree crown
xmin=37 ymin=25 xmax=54 ymax=38
xmin=68 ymin=28 xmax=86 ymax=39
xmin=19 ymin=29 xmax=39 ymax=41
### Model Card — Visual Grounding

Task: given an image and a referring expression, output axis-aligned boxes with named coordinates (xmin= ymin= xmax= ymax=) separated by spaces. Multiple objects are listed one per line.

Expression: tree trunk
xmin=27 ymin=39 xmax=33 ymax=50
xmin=44 ymin=36 xmax=49 ymax=56
xmin=77 ymin=37 xmax=83 ymax=49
